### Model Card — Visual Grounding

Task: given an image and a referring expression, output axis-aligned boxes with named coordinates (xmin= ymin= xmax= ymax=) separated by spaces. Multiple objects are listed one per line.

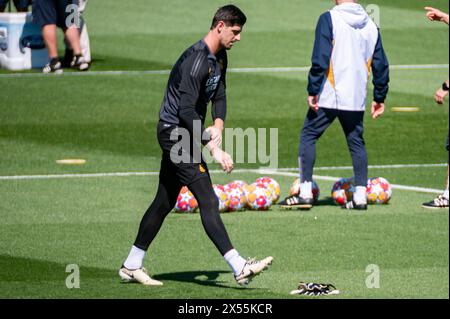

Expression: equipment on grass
xmin=254 ymin=176 xmax=281 ymax=204
xmin=366 ymin=177 xmax=392 ymax=204
xmin=224 ymin=182 xmax=246 ymax=212
xmin=244 ymin=183 xmax=273 ymax=211
xmin=290 ymin=282 xmax=339 ymax=296
xmin=213 ymin=184 xmax=229 ymax=213
xmin=289 ymin=178 xmax=320 ymax=202
xmin=174 ymin=186 xmax=198 ymax=213
xmin=331 ymin=177 xmax=355 ymax=206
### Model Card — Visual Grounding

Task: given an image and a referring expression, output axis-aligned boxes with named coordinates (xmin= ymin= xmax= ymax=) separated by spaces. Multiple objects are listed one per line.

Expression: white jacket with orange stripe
xmin=308 ymin=3 xmax=389 ymax=111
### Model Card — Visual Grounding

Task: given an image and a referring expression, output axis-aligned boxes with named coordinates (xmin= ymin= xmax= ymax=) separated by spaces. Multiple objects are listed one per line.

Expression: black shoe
xmin=63 ymin=49 xmax=74 ymax=68
xmin=42 ymin=58 xmax=63 ymax=74
xmin=70 ymin=54 xmax=89 ymax=71
xmin=342 ymin=201 xmax=367 ymax=210
xmin=422 ymin=195 xmax=449 ymax=209
xmin=278 ymin=195 xmax=313 ymax=210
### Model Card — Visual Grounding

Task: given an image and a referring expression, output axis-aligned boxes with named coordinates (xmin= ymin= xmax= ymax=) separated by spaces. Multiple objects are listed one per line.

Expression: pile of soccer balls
xmin=173 ymin=177 xmax=281 ymax=213
xmin=331 ymin=177 xmax=392 ymax=206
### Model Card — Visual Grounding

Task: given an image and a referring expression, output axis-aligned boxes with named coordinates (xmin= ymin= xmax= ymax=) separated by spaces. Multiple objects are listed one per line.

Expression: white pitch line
xmin=0 ymin=64 xmax=447 ymax=78
xmin=0 ymin=167 xmax=443 ymax=194
xmin=274 ymin=163 xmax=447 ymax=171
xmin=257 ymin=170 xmax=443 ymax=194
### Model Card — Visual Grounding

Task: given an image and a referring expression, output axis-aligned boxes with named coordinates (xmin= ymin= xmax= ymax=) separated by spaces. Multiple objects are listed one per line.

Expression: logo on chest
xmin=205 ymin=75 xmax=221 ymax=93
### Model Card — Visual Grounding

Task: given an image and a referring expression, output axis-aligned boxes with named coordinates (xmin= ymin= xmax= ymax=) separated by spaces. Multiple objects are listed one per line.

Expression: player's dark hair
xmin=210 ymin=5 xmax=247 ymax=29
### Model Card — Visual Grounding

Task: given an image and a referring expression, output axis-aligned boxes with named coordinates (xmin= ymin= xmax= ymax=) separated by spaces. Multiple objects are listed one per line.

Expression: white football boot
xmin=119 ymin=266 xmax=163 ymax=286
xmin=234 ymin=256 xmax=273 ymax=286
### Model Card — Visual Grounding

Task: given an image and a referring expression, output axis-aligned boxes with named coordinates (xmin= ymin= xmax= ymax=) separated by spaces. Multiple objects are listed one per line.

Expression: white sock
xmin=299 ymin=181 xmax=313 ymax=199
xmin=123 ymin=245 xmax=146 ymax=270
xmin=224 ymin=249 xmax=246 ymax=275
xmin=354 ymin=186 xmax=367 ymax=205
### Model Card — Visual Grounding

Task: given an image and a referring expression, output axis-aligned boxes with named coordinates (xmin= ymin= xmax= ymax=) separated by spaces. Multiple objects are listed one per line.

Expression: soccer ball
xmin=244 ymin=183 xmax=273 ymax=211
xmin=174 ymin=186 xmax=198 ymax=213
xmin=254 ymin=177 xmax=281 ymax=204
xmin=366 ymin=177 xmax=392 ymax=204
xmin=213 ymin=184 xmax=229 ymax=213
xmin=225 ymin=183 xmax=247 ymax=212
xmin=227 ymin=180 xmax=248 ymax=189
xmin=331 ymin=178 xmax=355 ymax=206
xmin=289 ymin=178 xmax=320 ymax=202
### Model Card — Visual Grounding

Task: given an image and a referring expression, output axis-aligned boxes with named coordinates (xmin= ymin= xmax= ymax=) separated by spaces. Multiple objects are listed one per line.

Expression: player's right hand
xmin=424 ymin=7 xmax=447 ymax=22
xmin=371 ymin=101 xmax=385 ymax=119
xmin=308 ymin=96 xmax=319 ymax=112
xmin=434 ymin=88 xmax=448 ymax=105
xmin=208 ymin=143 xmax=234 ymax=173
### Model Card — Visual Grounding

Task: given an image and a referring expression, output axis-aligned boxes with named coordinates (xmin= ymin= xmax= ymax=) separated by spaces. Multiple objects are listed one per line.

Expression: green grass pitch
xmin=0 ymin=0 xmax=448 ymax=299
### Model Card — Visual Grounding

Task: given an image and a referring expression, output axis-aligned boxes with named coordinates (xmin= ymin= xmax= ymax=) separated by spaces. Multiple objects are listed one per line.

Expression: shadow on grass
xmin=153 ymin=270 xmax=254 ymax=290
xmin=314 ymin=197 xmax=337 ymax=207
xmin=0 ymin=254 xmax=115 ymax=283
xmin=0 ymin=255 xmax=252 ymax=291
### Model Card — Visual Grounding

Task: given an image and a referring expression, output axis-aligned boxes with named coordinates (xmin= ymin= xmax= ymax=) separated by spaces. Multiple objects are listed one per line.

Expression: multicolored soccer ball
xmin=331 ymin=178 xmax=355 ymax=206
xmin=174 ymin=186 xmax=198 ymax=213
xmin=254 ymin=177 xmax=281 ymax=204
xmin=366 ymin=177 xmax=392 ymax=204
xmin=244 ymin=183 xmax=273 ymax=211
xmin=289 ymin=178 xmax=320 ymax=202
xmin=213 ymin=184 xmax=229 ymax=213
xmin=225 ymin=183 xmax=247 ymax=212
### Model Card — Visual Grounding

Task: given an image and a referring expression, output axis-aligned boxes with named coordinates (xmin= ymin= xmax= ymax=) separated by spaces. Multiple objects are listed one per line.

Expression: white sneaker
xmin=234 ymin=256 xmax=273 ymax=286
xmin=119 ymin=266 xmax=163 ymax=286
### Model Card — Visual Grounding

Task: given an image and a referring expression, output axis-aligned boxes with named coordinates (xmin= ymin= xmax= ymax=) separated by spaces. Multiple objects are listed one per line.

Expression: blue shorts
xmin=0 ymin=0 xmax=31 ymax=10
xmin=32 ymin=0 xmax=79 ymax=28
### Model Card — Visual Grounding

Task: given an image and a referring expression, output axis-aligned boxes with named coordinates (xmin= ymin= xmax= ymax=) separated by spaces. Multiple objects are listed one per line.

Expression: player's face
xmin=219 ymin=24 xmax=242 ymax=50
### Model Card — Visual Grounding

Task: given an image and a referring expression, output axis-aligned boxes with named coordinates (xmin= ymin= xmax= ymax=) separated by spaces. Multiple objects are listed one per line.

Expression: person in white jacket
xmin=279 ymin=0 xmax=389 ymax=210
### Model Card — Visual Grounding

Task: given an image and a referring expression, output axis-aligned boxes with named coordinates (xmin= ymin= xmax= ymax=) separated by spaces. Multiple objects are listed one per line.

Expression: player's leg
xmin=0 ymin=0 xmax=7 ymax=12
xmin=338 ymin=110 xmax=368 ymax=210
xmin=279 ymin=108 xmax=337 ymax=209
xmin=32 ymin=0 xmax=63 ymax=73
xmin=422 ymin=135 xmax=449 ymax=209
xmin=188 ymin=175 xmax=273 ymax=286
xmin=57 ymin=0 xmax=89 ymax=70
xmin=120 ymin=158 xmax=181 ymax=285
xmin=13 ymin=0 xmax=30 ymax=11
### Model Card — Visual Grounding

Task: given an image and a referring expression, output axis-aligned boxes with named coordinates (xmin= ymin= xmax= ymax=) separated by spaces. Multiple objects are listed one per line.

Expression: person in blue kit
xmin=0 ymin=0 xmax=30 ymax=12
xmin=119 ymin=5 xmax=273 ymax=287
xmin=279 ymin=0 xmax=390 ymax=211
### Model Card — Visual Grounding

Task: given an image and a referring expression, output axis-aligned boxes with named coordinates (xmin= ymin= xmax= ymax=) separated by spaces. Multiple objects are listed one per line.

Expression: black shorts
xmin=0 ymin=0 xmax=30 ymax=10
xmin=32 ymin=0 xmax=78 ymax=28
xmin=157 ymin=121 xmax=210 ymax=186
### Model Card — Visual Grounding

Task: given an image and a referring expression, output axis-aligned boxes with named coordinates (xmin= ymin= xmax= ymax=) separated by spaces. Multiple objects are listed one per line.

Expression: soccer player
xmin=119 ymin=5 xmax=273 ymax=286
xmin=422 ymin=7 xmax=449 ymax=209
xmin=32 ymin=0 xmax=89 ymax=73
xmin=279 ymin=0 xmax=389 ymax=210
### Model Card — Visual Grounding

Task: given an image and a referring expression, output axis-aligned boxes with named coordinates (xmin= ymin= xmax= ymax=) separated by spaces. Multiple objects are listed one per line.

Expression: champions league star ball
xmin=244 ymin=183 xmax=273 ymax=211
xmin=289 ymin=178 xmax=320 ymax=203
xmin=224 ymin=183 xmax=247 ymax=212
xmin=331 ymin=178 xmax=355 ymax=206
xmin=174 ymin=186 xmax=198 ymax=213
xmin=254 ymin=177 xmax=281 ymax=204
xmin=213 ymin=184 xmax=229 ymax=213
xmin=366 ymin=177 xmax=392 ymax=204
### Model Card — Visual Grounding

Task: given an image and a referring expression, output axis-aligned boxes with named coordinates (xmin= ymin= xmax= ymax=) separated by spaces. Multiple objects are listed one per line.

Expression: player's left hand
xmin=371 ymin=101 xmax=385 ymax=119
xmin=434 ymin=88 xmax=449 ymax=105
xmin=206 ymin=126 xmax=223 ymax=148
